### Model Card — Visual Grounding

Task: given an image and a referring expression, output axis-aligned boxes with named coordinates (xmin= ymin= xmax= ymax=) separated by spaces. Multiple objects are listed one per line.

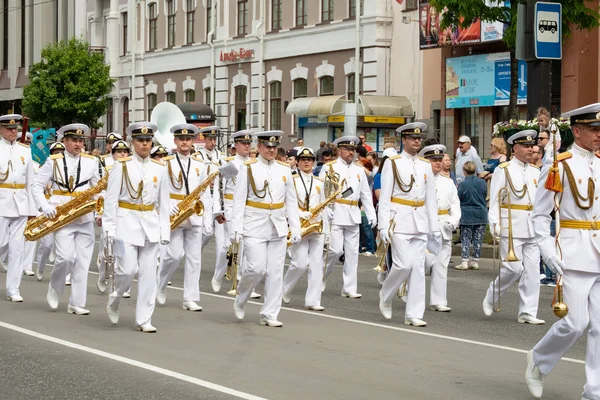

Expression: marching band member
xmin=526 ymin=104 xmax=600 ymax=399
xmin=483 ymin=130 xmax=544 ymax=325
xmin=18 ymin=131 xmax=37 ymax=278
xmin=150 ymin=145 xmax=169 ymax=161
xmin=231 ymin=131 xmax=301 ymax=327
xmin=98 ymin=132 xmax=123 ymax=175
xmin=419 ymin=144 xmax=460 ymax=312
xmin=319 ymin=136 xmax=376 ymax=298
xmin=31 ymin=124 xmax=100 ymax=314
xmin=0 ymin=114 xmax=36 ymax=302
xmin=282 ymin=147 xmax=329 ymax=311
xmin=103 ymin=122 xmax=170 ymax=333
xmin=377 ymin=123 xmax=440 ymax=326
xmin=157 ymin=124 xmax=207 ymax=312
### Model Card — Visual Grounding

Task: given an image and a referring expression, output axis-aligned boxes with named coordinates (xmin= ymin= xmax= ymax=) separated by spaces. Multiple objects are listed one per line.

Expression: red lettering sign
xmin=219 ymin=48 xmax=255 ymax=63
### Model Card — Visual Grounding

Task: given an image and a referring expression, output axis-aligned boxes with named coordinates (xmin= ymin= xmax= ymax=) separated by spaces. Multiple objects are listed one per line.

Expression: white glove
xmin=492 ymin=223 xmax=501 ymax=237
xmin=170 ymin=205 xmax=179 ymax=217
xmin=545 ymin=255 xmax=565 ymax=276
xmin=290 ymin=233 xmax=302 ymax=245
xmin=323 ymin=207 xmax=334 ymax=220
xmin=299 ymin=211 xmax=312 ymax=220
xmin=442 ymin=221 xmax=454 ymax=236
xmin=324 ymin=234 xmax=331 ymax=245
xmin=42 ymin=204 xmax=57 ymax=218
xmin=204 ymin=223 xmax=214 ymax=236
xmin=161 ymin=240 xmax=170 ymax=245
xmin=224 ymin=234 xmax=232 ymax=249
xmin=379 ymin=229 xmax=391 ymax=244
xmin=369 ymin=218 xmax=377 ymax=228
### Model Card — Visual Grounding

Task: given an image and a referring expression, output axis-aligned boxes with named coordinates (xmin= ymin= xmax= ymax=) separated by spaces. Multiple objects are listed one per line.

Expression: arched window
xmin=147 ymin=93 xmax=157 ymax=120
xmin=293 ymin=78 xmax=307 ymax=99
xmin=166 ymin=91 xmax=176 ymax=104
xmin=319 ymin=76 xmax=334 ymax=96
xmin=185 ymin=90 xmax=195 ymax=102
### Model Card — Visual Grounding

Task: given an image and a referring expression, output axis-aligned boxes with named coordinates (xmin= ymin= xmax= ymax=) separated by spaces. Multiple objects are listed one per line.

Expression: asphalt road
xmin=0 ymin=232 xmax=588 ymax=400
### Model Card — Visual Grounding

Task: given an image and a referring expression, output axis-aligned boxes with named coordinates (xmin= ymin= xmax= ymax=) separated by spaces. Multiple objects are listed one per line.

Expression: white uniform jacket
xmin=434 ymin=173 xmax=461 ymax=241
xmin=163 ymin=153 xmax=209 ymax=227
xmin=378 ymin=152 xmax=438 ymax=234
xmin=195 ymin=148 xmax=224 ymax=213
xmin=32 ymin=152 xmax=100 ymax=224
xmin=292 ymin=171 xmax=330 ymax=234
xmin=318 ymin=157 xmax=376 ymax=226
xmin=533 ymin=144 xmax=600 ymax=273
xmin=232 ymin=156 xmax=301 ymax=239
xmin=212 ymin=154 xmax=246 ymax=219
xmin=0 ymin=138 xmax=36 ymax=217
xmin=488 ymin=159 xmax=539 ymax=239
xmin=103 ymin=154 xmax=170 ymax=247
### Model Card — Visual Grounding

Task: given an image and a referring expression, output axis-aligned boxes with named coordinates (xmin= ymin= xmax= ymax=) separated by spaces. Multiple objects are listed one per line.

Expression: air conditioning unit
xmin=404 ymin=0 xmax=418 ymax=11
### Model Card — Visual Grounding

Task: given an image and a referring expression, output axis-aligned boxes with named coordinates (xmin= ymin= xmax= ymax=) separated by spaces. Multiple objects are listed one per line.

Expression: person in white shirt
xmin=455 ymin=136 xmax=484 ymax=183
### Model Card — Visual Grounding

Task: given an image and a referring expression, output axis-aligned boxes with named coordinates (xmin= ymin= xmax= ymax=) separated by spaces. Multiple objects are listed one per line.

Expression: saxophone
xmin=170 ymin=170 xmax=220 ymax=230
xmin=25 ymin=174 xmax=108 ymax=241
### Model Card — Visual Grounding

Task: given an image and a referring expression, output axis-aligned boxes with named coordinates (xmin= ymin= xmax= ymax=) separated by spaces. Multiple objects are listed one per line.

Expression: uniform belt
xmin=224 ymin=194 xmax=233 ymax=200
xmin=245 ymin=200 xmax=284 ymax=210
xmin=118 ymin=201 xmax=154 ymax=212
xmin=560 ymin=219 xmax=600 ymax=230
xmin=500 ymin=204 xmax=533 ymax=211
xmin=391 ymin=197 xmax=425 ymax=207
xmin=0 ymin=183 xmax=25 ymax=189
xmin=438 ymin=209 xmax=450 ymax=215
xmin=170 ymin=194 xmax=186 ymax=201
xmin=52 ymin=190 xmax=82 ymax=197
xmin=335 ymin=199 xmax=359 ymax=206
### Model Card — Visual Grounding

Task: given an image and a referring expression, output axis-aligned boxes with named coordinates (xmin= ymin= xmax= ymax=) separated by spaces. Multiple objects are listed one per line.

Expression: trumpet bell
xmin=504 ymin=249 xmax=519 ymax=262
xmin=150 ymin=102 xmax=187 ymax=150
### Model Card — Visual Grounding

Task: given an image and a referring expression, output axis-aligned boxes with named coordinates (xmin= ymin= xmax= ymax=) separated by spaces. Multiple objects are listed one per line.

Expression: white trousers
xmin=533 ymin=270 xmax=600 ymax=400
xmin=36 ymin=233 xmax=54 ymax=275
xmin=0 ymin=216 xmax=27 ymax=297
xmin=52 ymin=222 xmax=94 ymax=307
xmin=485 ymin=237 xmax=540 ymax=317
xmin=23 ymin=239 xmax=36 ymax=272
xmin=109 ymin=240 xmax=159 ymax=326
xmin=424 ymin=239 xmax=452 ymax=306
xmin=283 ymin=233 xmax=324 ymax=307
xmin=324 ymin=224 xmax=360 ymax=294
xmin=203 ymin=220 xmax=227 ymax=282
xmin=237 ymin=228 xmax=287 ymax=320
xmin=381 ymin=233 xmax=427 ymax=319
xmin=158 ymin=225 xmax=202 ymax=302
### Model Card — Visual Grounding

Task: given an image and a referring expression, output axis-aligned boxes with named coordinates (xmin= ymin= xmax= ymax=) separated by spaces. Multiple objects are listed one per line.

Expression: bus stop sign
xmin=535 ymin=2 xmax=562 ymax=60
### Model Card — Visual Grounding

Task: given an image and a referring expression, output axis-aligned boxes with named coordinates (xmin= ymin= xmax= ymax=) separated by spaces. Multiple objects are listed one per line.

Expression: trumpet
xmin=374 ymin=220 xmax=396 ymax=273
xmin=225 ymin=236 xmax=240 ymax=295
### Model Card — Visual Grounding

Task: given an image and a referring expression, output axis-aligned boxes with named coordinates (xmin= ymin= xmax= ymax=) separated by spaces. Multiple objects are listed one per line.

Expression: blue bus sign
xmin=535 ymin=2 xmax=562 ymax=60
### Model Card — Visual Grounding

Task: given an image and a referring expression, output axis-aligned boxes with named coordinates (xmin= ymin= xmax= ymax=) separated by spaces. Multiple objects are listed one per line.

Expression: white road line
xmin=0 ymin=320 xmax=267 ymax=400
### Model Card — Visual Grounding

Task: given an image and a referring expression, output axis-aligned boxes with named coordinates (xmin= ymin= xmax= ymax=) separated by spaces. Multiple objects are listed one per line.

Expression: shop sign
xmin=220 ymin=48 xmax=255 ymax=63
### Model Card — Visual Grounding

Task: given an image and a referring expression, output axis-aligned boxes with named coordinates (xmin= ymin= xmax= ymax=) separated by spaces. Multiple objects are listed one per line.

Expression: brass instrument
xmin=25 ymin=174 xmax=108 ymax=241
xmin=374 ymin=220 xmax=396 ymax=273
xmin=491 ymin=187 xmax=520 ymax=312
xmin=170 ymin=170 xmax=220 ymax=230
xmin=104 ymin=236 xmax=115 ymax=294
xmin=225 ymin=235 xmax=240 ymax=295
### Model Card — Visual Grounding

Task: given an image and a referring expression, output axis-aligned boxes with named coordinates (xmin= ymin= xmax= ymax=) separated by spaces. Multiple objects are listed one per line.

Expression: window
xmin=347 ymin=73 xmax=355 ymax=102
xmin=106 ymin=99 xmax=114 ymax=133
xmin=122 ymin=98 xmax=129 ymax=133
xmin=166 ymin=91 xmax=176 ymax=104
xmin=319 ymin=76 xmax=334 ymax=96
xmin=322 ymin=0 xmax=333 ymax=22
xmin=186 ymin=0 xmax=195 ymax=44
xmin=122 ymin=12 xmax=128 ymax=55
xmin=20 ymin=0 xmax=25 ymax=67
xmin=235 ymin=85 xmax=247 ymax=103
xmin=185 ymin=90 xmax=196 ymax=102
xmin=147 ymin=93 xmax=157 ymax=120
xmin=295 ymin=0 xmax=306 ymax=26
xmin=237 ymin=0 xmax=248 ymax=36
xmin=204 ymin=87 xmax=212 ymax=105
xmin=350 ymin=0 xmax=363 ymax=18
xmin=461 ymin=107 xmax=480 ymax=152
xmin=235 ymin=85 xmax=247 ymax=131
xmin=270 ymin=82 xmax=282 ymax=130
xmin=293 ymin=78 xmax=307 ymax=99
xmin=2 ymin=0 xmax=8 ymax=69
xmin=272 ymin=0 xmax=282 ymax=30
xmin=206 ymin=1 xmax=212 ymax=36
xmin=167 ymin=0 xmax=176 ymax=47
xmin=148 ymin=3 xmax=158 ymax=50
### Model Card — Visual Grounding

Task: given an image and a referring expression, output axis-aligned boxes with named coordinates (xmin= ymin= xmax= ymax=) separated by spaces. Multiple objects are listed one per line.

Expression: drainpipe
xmin=256 ymin=0 xmax=265 ymax=131
xmin=207 ymin=0 xmax=217 ymax=111
xmin=130 ymin=0 xmax=136 ymax=124
xmin=354 ymin=2 xmax=360 ymax=107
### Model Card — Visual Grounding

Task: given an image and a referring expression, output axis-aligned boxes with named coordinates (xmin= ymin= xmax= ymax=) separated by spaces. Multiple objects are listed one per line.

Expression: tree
xmin=428 ymin=0 xmax=600 ymax=119
xmin=23 ymin=37 xmax=115 ymax=129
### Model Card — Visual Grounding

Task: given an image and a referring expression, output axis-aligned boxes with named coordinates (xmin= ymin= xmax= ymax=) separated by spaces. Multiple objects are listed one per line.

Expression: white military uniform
xmin=232 ymin=153 xmax=301 ymax=322
xmin=22 ymin=162 xmax=41 ymax=277
xmin=486 ymin=156 xmax=542 ymax=320
xmin=32 ymin=149 xmax=100 ymax=310
xmin=158 ymin=151 xmax=209 ymax=307
xmin=531 ymin=142 xmax=600 ymax=400
xmin=319 ymin=154 xmax=376 ymax=295
xmin=283 ymin=169 xmax=329 ymax=308
xmin=103 ymin=149 xmax=170 ymax=328
xmin=0 ymin=136 xmax=36 ymax=299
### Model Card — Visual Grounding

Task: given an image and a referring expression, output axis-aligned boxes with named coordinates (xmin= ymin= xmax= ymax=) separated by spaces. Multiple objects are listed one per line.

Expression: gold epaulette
xmin=118 ymin=156 xmax=132 ymax=163
xmin=244 ymin=159 xmax=257 ymax=165
xmin=17 ymin=142 xmax=29 ymax=148
xmin=162 ymin=155 xmax=175 ymax=161
xmin=100 ymin=154 xmax=110 ymax=159
xmin=224 ymin=156 xmax=235 ymax=161
xmin=499 ymin=162 xmax=510 ymax=169
xmin=325 ymin=160 xmax=336 ymax=166
xmin=419 ymin=156 xmax=430 ymax=163
xmin=49 ymin=154 xmax=64 ymax=160
xmin=276 ymin=160 xmax=290 ymax=167
xmin=80 ymin=153 xmax=95 ymax=159
xmin=390 ymin=155 xmax=402 ymax=160
xmin=151 ymin=159 xmax=165 ymax=166
xmin=529 ymin=163 xmax=540 ymax=170
xmin=293 ymin=174 xmax=301 ymax=178
xmin=314 ymin=176 xmax=324 ymax=182
xmin=557 ymin=151 xmax=572 ymax=162
xmin=191 ymin=155 xmax=204 ymax=163
xmin=105 ymin=165 xmax=114 ymax=171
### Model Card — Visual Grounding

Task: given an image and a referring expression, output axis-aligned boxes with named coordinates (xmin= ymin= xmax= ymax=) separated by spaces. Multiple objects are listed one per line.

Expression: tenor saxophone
xmin=25 ymin=174 xmax=108 ymax=241
xmin=170 ymin=170 xmax=220 ymax=230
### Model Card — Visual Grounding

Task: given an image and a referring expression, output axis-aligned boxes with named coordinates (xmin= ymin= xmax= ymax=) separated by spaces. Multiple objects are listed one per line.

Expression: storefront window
xmin=461 ymin=107 xmax=480 ymax=153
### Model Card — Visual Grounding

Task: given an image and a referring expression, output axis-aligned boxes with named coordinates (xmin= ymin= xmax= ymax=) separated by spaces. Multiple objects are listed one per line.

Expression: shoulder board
xmin=194 ymin=151 xmax=204 ymax=159
xmin=80 ymin=153 xmax=95 ymax=159
xmin=162 ymin=155 xmax=175 ymax=161
xmin=499 ymin=162 xmax=510 ymax=169
xmin=105 ymin=165 xmax=114 ymax=171
xmin=418 ymin=156 xmax=430 ymax=163
xmin=17 ymin=142 xmax=29 ymax=148
xmin=244 ymin=159 xmax=257 ymax=165
xmin=49 ymin=154 xmax=64 ymax=160
xmin=191 ymin=155 xmax=204 ymax=163
xmin=224 ymin=156 xmax=235 ymax=161
xmin=529 ymin=163 xmax=540 ymax=170
xmin=118 ymin=157 xmax=132 ymax=163
xmin=100 ymin=154 xmax=110 ymax=159
xmin=151 ymin=159 xmax=165 ymax=166
xmin=390 ymin=155 xmax=402 ymax=160
xmin=314 ymin=176 xmax=324 ymax=182
xmin=276 ymin=160 xmax=290 ymax=167
xmin=354 ymin=162 xmax=362 ymax=167
xmin=325 ymin=160 xmax=336 ymax=166
xmin=557 ymin=151 xmax=572 ymax=162
xmin=293 ymin=174 xmax=301 ymax=178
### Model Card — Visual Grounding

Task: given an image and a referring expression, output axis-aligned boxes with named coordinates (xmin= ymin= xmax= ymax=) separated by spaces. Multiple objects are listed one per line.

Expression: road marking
xmin=0 ymin=320 xmax=267 ymax=400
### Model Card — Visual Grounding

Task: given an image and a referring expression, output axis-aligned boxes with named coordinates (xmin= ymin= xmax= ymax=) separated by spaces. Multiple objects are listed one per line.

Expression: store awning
xmin=286 ymin=95 xmax=413 ymax=117
xmin=358 ymin=95 xmax=413 ymax=117
xmin=285 ymin=95 xmax=347 ymax=116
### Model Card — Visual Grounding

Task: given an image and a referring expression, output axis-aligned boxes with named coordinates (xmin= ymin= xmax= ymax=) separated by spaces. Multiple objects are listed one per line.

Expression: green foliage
xmin=22 ymin=37 xmax=115 ymax=129
xmin=429 ymin=0 xmax=600 ymax=49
